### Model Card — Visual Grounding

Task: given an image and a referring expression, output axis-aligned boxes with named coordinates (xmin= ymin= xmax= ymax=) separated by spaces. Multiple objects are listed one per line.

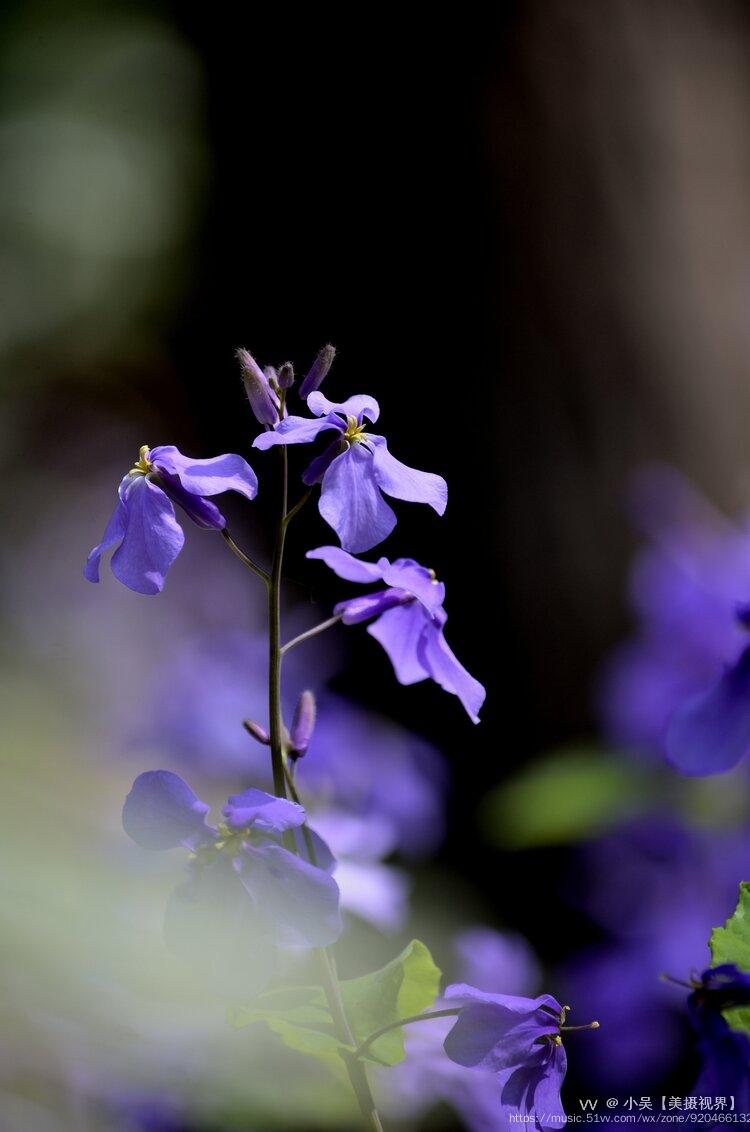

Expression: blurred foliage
xmin=711 ymin=883 xmax=750 ymax=1038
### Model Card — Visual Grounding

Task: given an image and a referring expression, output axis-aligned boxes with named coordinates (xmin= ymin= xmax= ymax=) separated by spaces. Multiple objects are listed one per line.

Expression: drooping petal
xmin=110 ymin=476 xmax=185 ymax=595
xmin=369 ymin=435 xmax=447 ymax=515
xmin=307 ymin=392 xmax=380 ymax=424
xmin=531 ymin=1044 xmax=568 ymax=1129
xmin=444 ymin=986 xmax=563 ymax=1015
xmin=306 ymin=545 xmax=385 ymax=583
xmin=319 ymin=445 xmax=397 ymax=552
xmin=84 ymin=487 xmax=129 ymax=583
xmin=164 ymin=860 xmax=275 ymax=1000
xmin=666 ymin=645 xmax=750 ymax=775
xmin=302 ymin=438 xmax=345 ymax=486
xmin=157 ymin=471 xmax=226 ymax=530
xmin=380 ymin=558 xmax=446 ymax=612
xmin=149 ymin=447 xmax=258 ymax=501
xmin=235 ymin=841 xmax=342 ymax=948
xmin=417 ymin=623 xmax=486 ymax=723
xmin=222 ymin=788 xmax=306 ymax=834
xmin=443 ymin=990 xmax=562 ymax=1073
xmin=122 ymin=770 xmax=211 ymax=850
xmin=252 ymin=412 xmax=343 ymax=450
xmin=335 ymin=588 xmax=414 ymax=625
xmin=292 ymin=825 xmax=336 ymax=873
xmin=367 ymin=603 xmax=432 ymax=684
xmin=499 ymin=1045 xmax=567 ymax=1131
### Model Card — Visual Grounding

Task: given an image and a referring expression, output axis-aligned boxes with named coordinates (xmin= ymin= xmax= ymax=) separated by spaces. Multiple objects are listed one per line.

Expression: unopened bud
xmin=277 ymin=361 xmax=295 ymax=389
xmin=264 ymin=365 xmax=280 ymax=393
xmin=243 ymin=718 xmax=270 ymax=745
xmin=236 ymin=348 xmax=280 ymax=426
xmin=289 ymin=690 xmax=316 ymax=758
xmin=299 ymin=344 xmax=336 ymax=399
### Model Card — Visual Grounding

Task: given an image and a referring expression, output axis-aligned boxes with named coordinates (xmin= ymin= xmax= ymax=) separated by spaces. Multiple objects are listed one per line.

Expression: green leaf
xmin=227 ymin=940 xmax=441 ymax=1069
xmin=710 ymin=883 xmax=750 ymax=970
xmin=480 ymin=746 xmax=650 ymax=849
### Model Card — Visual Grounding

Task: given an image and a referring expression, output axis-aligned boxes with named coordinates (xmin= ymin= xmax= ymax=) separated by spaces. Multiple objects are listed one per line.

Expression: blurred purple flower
xmin=559 ymin=817 xmax=750 ymax=1090
xmin=123 ymin=771 xmax=341 ymax=994
xmin=253 ymin=392 xmax=447 ymax=552
xmin=688 ymin=966 xmax=750 ymax=1110
xmin=307 ymin=546 xmax=485 ymax=722
xmin=85 ymin=444 xmax=258 ymax=594
xmin=443 ymin=988 xmax=568 ymax=1132
xmin=598 ymin=466 xmax=750 ymax=774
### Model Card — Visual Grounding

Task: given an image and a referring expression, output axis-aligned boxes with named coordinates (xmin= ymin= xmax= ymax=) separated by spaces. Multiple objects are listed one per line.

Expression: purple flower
xmin=306 ymin=546 xmax=485 ymax=722
xmin=443 ymin=987 xmax=568 ymax=1132
xmin=123 ymin=771 xmax=341 ymax=995
xmin=253 ymin=392 xmax=447 ymax=552
xmin=597 ymin=466 xmax=750 ymax=774
xmin=688 ymin=966 xmax=750 ymax=1110
xmin=85 ymin=445 xmax=258 ymax=595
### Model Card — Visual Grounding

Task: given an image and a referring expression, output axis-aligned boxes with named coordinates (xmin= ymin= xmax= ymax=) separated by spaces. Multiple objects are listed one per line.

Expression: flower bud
xmin=264 ymin=365 xmax=280 ymax=392
xmin=289 ymin=690 xmax=316 ymax=759
xmin=236 ymin=348 xmax=280 ymax=426
xmin=299 ymin=344 xmax=336 ymax=399
xmin=277 ymin=361 xmax=295 ymax=389
xmin=243 ymin=718 xmax=270 ymax=745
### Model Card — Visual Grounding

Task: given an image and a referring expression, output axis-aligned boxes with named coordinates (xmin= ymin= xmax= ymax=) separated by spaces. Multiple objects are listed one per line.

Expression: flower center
xmin=129 ymin=444 xmax=152 ymax=476
xmin=343 ymin=415 xmax=367 ymax=445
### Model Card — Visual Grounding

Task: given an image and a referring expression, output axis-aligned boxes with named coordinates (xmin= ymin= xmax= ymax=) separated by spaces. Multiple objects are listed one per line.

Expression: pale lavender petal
xmin=319 ymin=445 xmax=396 ymax=552
xmin=335 ymin=588 xmax=413 ymax=625
xmin=157 ymin=471 xmax=225 ymax=530
xmin=381 ymin=558 xmax=446 ymax=612
xmin=369 ymin=435 xmax=447 ymax=514
xmin=252 ymin=412 xmax=343 ymax=449
xmin=367 ymin=603 xmax=431 ymax=684
xmin=307 ymin=392 xmax=380 ymax=424
xmin=150 ymin=447 xmax=257 ymax=500
xmin=418 ymin=623 xmax=486 ymax=723
xmin=84 ymin=486 xmax=128 ymax=583
xmin=122 ymin=770 xmax=211 ymax=850
xmin=222 ymin=788 xmax=306 ymax=833
xmin=306 ymin=545 xmax=385 ymax=583
xmin=333 ymin=859 xmax=410 ymax=933
xmin=236 ymin=842 xmax=342 ymax=947
xmin=110 ymin=476 xmax=185 ymax=595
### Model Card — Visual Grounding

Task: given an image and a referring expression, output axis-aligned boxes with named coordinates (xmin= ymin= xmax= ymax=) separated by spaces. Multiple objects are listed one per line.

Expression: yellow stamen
xmin=129 ymin=444 xmax=152 ymax=476
xmin=343 ymin=415 xmax=367 ymax=445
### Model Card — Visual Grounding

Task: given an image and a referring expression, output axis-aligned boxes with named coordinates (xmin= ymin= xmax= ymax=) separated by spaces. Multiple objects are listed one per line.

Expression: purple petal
xmin=336 ymin=588 xmax=414 ymax=625
xmin=306 ymin=545 xmax=385 ymax=583
xmin=445 ymin=985 xmax=563 ymax=1016
xmin=381 ymin=557 xmax=446 ymax=612
xmin=307 ymin=392 xmax=380 ymax=424
xmin=499 ymin=1045 xmax=567 ymax=1130
xmin=532 ymin=1045 xmax=567 ymax=1129
xmin=443 ymin=995 xmax=560 ymax=1073
xmin=319 ymin=445 xmax=396 ymax=552
xmin=222 ymin=788 xmax=306 ymax=833
xmin=157 ymin=471 xmax=225 ymax=530
xmin=302 ymin=438 xmax=344 ymax=485
xmin=666 ymin=646 xmax=750 ymax=775
xmin=235 ymin=842 xmax=342 ymax=947
xmin=369 ymin=435 xmax=447 ymax=514
xmin=164 ymin=860 xmax=275 ymax=999
xmin=110 ymin=476 xmax=185 ymax=595
xmin=417 ymin=623 xmax=486 ymax=723
xmin=150 ymin=447 xmax=258 ymax=501
xmin=292 ymin=825 xmax=336 ymax=873
xmin=252 ymin=412 xmax=343 ymax=450
xmin=367 ymin=603 xmax=432 ymax=684
xmin=84 ymin=487 xmax=128 ymax=583
xmin=122 ymin=770 xmax=211 ymax=850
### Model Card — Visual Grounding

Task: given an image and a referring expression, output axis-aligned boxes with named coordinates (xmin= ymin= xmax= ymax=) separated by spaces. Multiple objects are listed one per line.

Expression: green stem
xmin=351 ymin=1009 xmax=461 ymax=1062
xmin=266 ymin=449 xmax=384 ymax=1131
xmin=281 ymin=614 xmax=343 ymax=656
xmin=220 ymin=529 xmax=270 ymax=586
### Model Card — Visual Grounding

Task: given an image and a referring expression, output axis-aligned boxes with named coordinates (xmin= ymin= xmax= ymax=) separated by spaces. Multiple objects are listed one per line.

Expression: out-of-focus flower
xmin=307 ymin=546 xmax=485 ymax=721
xmin=123 ymin=771 xmax=341 ymax=995
xmin=237 ymin=348 xmax=280 ymax=426
xmin=688 ymin=966 xmax=750 ymax=1108
xmin=288 ymin=690 xmax=316 ymax=759
xmin=85 ymin=445 xmax=258 ymax=594
xmin=598 ymin=466 xmax=750 ymax=774
xmin=443 ymin=987 xmax=569 ymax=1132
xmin=253 ymin=393 xmax=447 ymax=552
xmin=560 ymin=817 xmax=750 ymax=1089
xmin=381 ymin=928 xmax=541 ymax=1131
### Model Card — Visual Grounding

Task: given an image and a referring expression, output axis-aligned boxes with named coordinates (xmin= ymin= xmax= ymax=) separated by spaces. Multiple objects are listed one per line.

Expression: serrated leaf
xmin=227 ymin=940 xmax=441 ymax=1069
xmin=710 ymin=883 xmax=750 ymax=971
